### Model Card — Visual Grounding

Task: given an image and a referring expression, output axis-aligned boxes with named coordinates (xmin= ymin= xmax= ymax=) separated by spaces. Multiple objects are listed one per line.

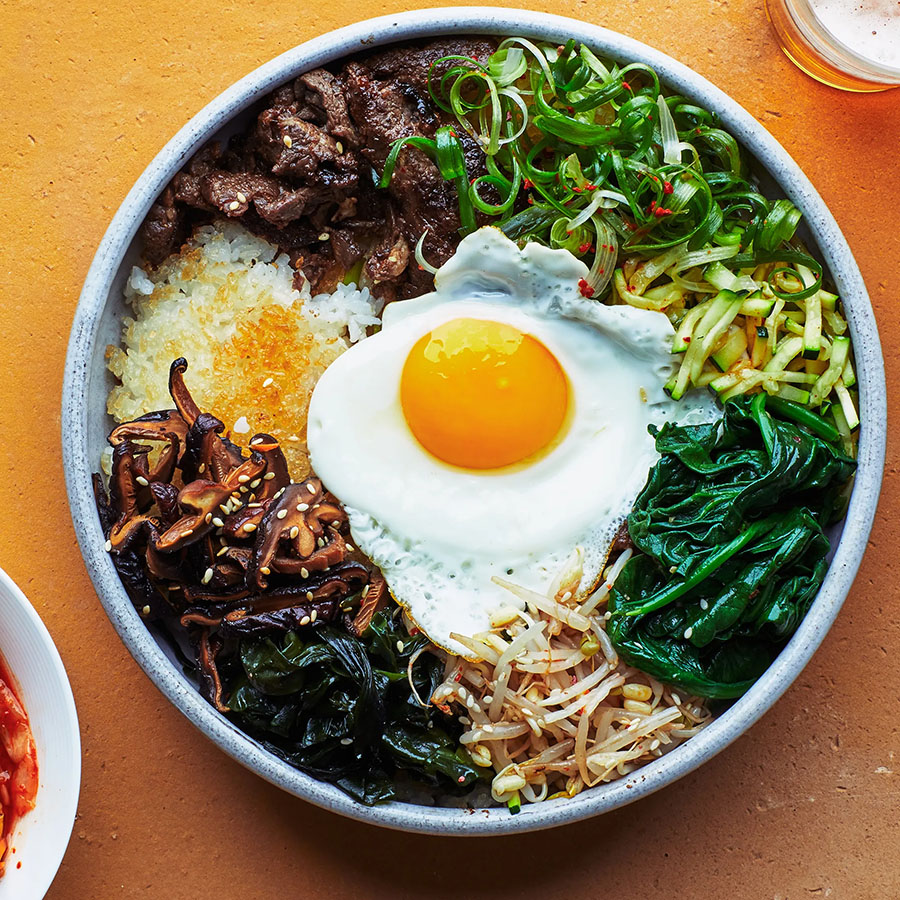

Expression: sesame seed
xmin=262 ymin=377 xmax=274 ymax=388
xmin=135 ymin=475 xmax=149 ymax=487
xmin=228 ymin=200 xmax=240 ymax=211
xmin=263 ymin=471 xmax=276 ymax=480
xmin=250 ymin=478 xmax=261 ymax=489
xmin=346 ymin=543 xmax=355 ymax=552
xmin=204 ymin=513 xmax=212 ymax=524
xmin=306 ymin=591 xmax=313 ymax=601
xmin=683 ymin=627 xmax=693 ymax=640
xmin=300 ymin=567 xmax=309 ymax=579
xmin=243 ymin=523 xmax=258 ymax=533
xmin=331 ymin=520 xmax=340 ymax=527
xmin=216 ymin=546 xmax=228 ymax=557
xmin=362 ymin=586 xmax=370 ymax=598
xmin=466 ymin=696 xmax=476 ymax=709
xmin=238 ymin=474 xmax=250 ymax=483
xmin=300 ymin=615 xmax=311 ymax=626
xmin=236 ymin=191 xmax=247 ymax=203
xmin=219 ymin=504 xmax=231 ymax=515
xmin=335 ymin=141 xmax=343 ymax=153
xmin=310 ymin=610 xmax=318 ymax=622
xmin=276 ymin=509 xmax=287 ymax=520
xmin=290 ymin=526 xmax=300 ymax=539
xmin=483 ymin=695 xmax=493 ymax=704
xmin=260 ymin=566 xmax=271 ymax=575
xmin=288 ymin=435 xmax=300 ymax=442
xmin=318 ymin=232 xmax=330 ymax=241
xmin=202 ymin=567 xmax=214 ymax=584
xmin=340 ymin=737 xmax=352 ymax=746
xmin=212 ymin=517 xmax=225 ymax=528
xmin=522 ymin=708 xmax=534 ymax=717
xmin=318 ymin=538 xmax=325 ymax=547
xmin=396 ymin=640 xmax=405 ymax=653
xmin=239 ymin=485 xmax=248 ymax=494
xmin=104 ymin=540 xmax=112 ymax=552
xmin=297 ymin=503 xmax=309 ymax=512
xmin=671 ymin=693 xmax=682 ymax=706
xmin=198 ymin=463 xmax=206 ymax=474
xmin=457 ymin=687 xmax=467 ymax=700
xmin=248 ymin=502 xmax=262 ymax=509
xmin=142 ymin=605 xmax=151 ymax=616
xmin=650 ymin=739 xmax=660 ymax=751
xmin=458 ymin=716 xmax=471 ymax=726
xmin=307 ymin=484 xmax=316 ymax=495
xmin=560 ymin=590 xmax=572 ymax=602
xmin=180 ymin=529 xmax=193 ymax=539
xmin=283 ymin=135 xmax=293 ymax=147
xmin=699 ymin=599 xmax=709 ymax=611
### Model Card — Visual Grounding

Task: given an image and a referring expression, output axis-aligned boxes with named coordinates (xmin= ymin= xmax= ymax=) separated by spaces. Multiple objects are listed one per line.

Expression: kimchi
xmin=0 ymin=667 xmax=37 ymax=876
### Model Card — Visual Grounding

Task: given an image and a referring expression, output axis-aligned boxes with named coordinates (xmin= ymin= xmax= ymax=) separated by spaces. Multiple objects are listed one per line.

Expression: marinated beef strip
xmin=138 ymin=38 xmax=496 ymax=298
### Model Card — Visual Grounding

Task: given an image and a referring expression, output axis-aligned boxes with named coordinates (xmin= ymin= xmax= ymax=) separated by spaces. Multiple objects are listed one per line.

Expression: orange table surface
xmin=4 ymin=0 xmax=899 ymax=896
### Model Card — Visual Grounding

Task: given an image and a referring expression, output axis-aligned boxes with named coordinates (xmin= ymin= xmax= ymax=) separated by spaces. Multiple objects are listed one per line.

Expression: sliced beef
xmin=141 ymin=186 xmax=185 ymax=267
xmin=137 ymin=37 xmax=497 ymax=296
xmin=296 ymin=69 xmax=358 ymax=146
xmin=252 ymin=106 xmax=358 ymax=179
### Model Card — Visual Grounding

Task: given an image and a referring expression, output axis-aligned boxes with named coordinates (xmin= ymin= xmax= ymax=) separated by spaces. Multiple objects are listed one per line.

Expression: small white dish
xmin=0 ymin=568 xmax=80 ymax=898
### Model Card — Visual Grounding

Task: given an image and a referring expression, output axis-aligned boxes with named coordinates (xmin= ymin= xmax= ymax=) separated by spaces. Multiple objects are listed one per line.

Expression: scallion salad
xmin=379 ymin=38 xmax=857 ymax=452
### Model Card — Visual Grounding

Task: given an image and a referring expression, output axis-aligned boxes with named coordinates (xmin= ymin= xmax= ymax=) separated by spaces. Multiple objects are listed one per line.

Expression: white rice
xmin=107 ymin=221 xmax=382 ymax=474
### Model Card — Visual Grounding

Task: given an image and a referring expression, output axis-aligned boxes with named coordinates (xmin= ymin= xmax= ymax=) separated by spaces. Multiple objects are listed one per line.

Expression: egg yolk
xmin=400 ymin=317 xmax=569 ymax=469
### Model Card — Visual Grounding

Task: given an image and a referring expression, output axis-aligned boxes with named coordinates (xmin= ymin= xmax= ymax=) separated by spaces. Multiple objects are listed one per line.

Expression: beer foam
xmin=811 ymin=0 xmax=900 ymax=69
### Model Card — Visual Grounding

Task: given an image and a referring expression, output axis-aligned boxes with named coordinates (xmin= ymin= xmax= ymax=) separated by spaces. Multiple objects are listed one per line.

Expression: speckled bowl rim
xmin=62 ymin=7 xmax=886 ymax=836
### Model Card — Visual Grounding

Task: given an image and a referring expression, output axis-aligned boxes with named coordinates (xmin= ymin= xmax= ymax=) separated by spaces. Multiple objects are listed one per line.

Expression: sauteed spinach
xmin=227 ymin=610 xmax=481 ymax=804
xmin=608 ymin=394 xmax=856 ymax=699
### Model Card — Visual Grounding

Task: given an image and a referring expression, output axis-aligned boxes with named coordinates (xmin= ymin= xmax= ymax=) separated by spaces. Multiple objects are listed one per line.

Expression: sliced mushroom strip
xmin=248 ymin=479 xmax=348 ymax=589
xmin=196 ymin=628 xmax=229 ymax=713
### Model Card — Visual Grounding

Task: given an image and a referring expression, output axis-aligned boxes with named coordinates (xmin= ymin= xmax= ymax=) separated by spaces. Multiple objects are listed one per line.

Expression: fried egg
xmin=307 ymin=227 xmax=713 ymax=656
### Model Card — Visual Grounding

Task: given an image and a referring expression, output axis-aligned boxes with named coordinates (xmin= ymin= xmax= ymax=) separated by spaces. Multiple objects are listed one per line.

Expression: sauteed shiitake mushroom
xmin=94 ymin=358 xmax=383 ymax=711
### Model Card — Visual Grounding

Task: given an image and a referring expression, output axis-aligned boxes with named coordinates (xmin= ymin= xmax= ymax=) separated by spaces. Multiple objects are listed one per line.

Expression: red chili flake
xmin=523 ymin=178 xmax=534 ymax=190
xmin=598 ymin=267 xmax=605 ymax=275
xmin=663 ymin=180 xmax=674 ymax=195
xmin=572 ymin=186 xmax=583 ymax=193
xmin=578 ymin=242 xmax=592 ymax=254
xmin=654 ymin=207 xmax=673 ymax=217
xmin=566 ymin=105 xmax=575 ymax=114
xmin=578 ymin=278 xmax=595 ymax=298
xmin=622 ymin=80 xmax=632 ymax=91
xmin=585 ymin=183 xmax=597 ymax=191
xmin=449 ymin=129 xmax=457 ymax=137
xmin=527 ymin=196 xmax=534 ymax=205
xmin=458 ymin=776 xmax=467 ymax=783
xmin=683 ymin=336 xmax=691 ymax=343
xmin=648 ymin=200 xmax=658 ymax=214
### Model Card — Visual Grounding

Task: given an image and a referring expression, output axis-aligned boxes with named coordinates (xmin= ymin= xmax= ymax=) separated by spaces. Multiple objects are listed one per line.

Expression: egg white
xmin=307 ymin=227 xmax=716 ymax=656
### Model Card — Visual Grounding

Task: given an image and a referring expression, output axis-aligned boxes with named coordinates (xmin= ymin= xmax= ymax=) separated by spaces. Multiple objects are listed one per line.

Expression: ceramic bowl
xmin=0 ymin=568 xmax=80 ymax=896
xmin=61 ymin=7 xmax=886 ymax=835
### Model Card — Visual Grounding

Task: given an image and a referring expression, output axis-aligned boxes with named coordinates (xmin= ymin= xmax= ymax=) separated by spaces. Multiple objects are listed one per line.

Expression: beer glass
xmin=766 ymin=0 xmax=900 ymax=91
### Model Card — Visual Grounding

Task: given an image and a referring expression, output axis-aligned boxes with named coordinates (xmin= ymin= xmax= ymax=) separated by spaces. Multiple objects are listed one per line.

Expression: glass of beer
xmin=766 ymin=0 xmax=900 ymax=91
